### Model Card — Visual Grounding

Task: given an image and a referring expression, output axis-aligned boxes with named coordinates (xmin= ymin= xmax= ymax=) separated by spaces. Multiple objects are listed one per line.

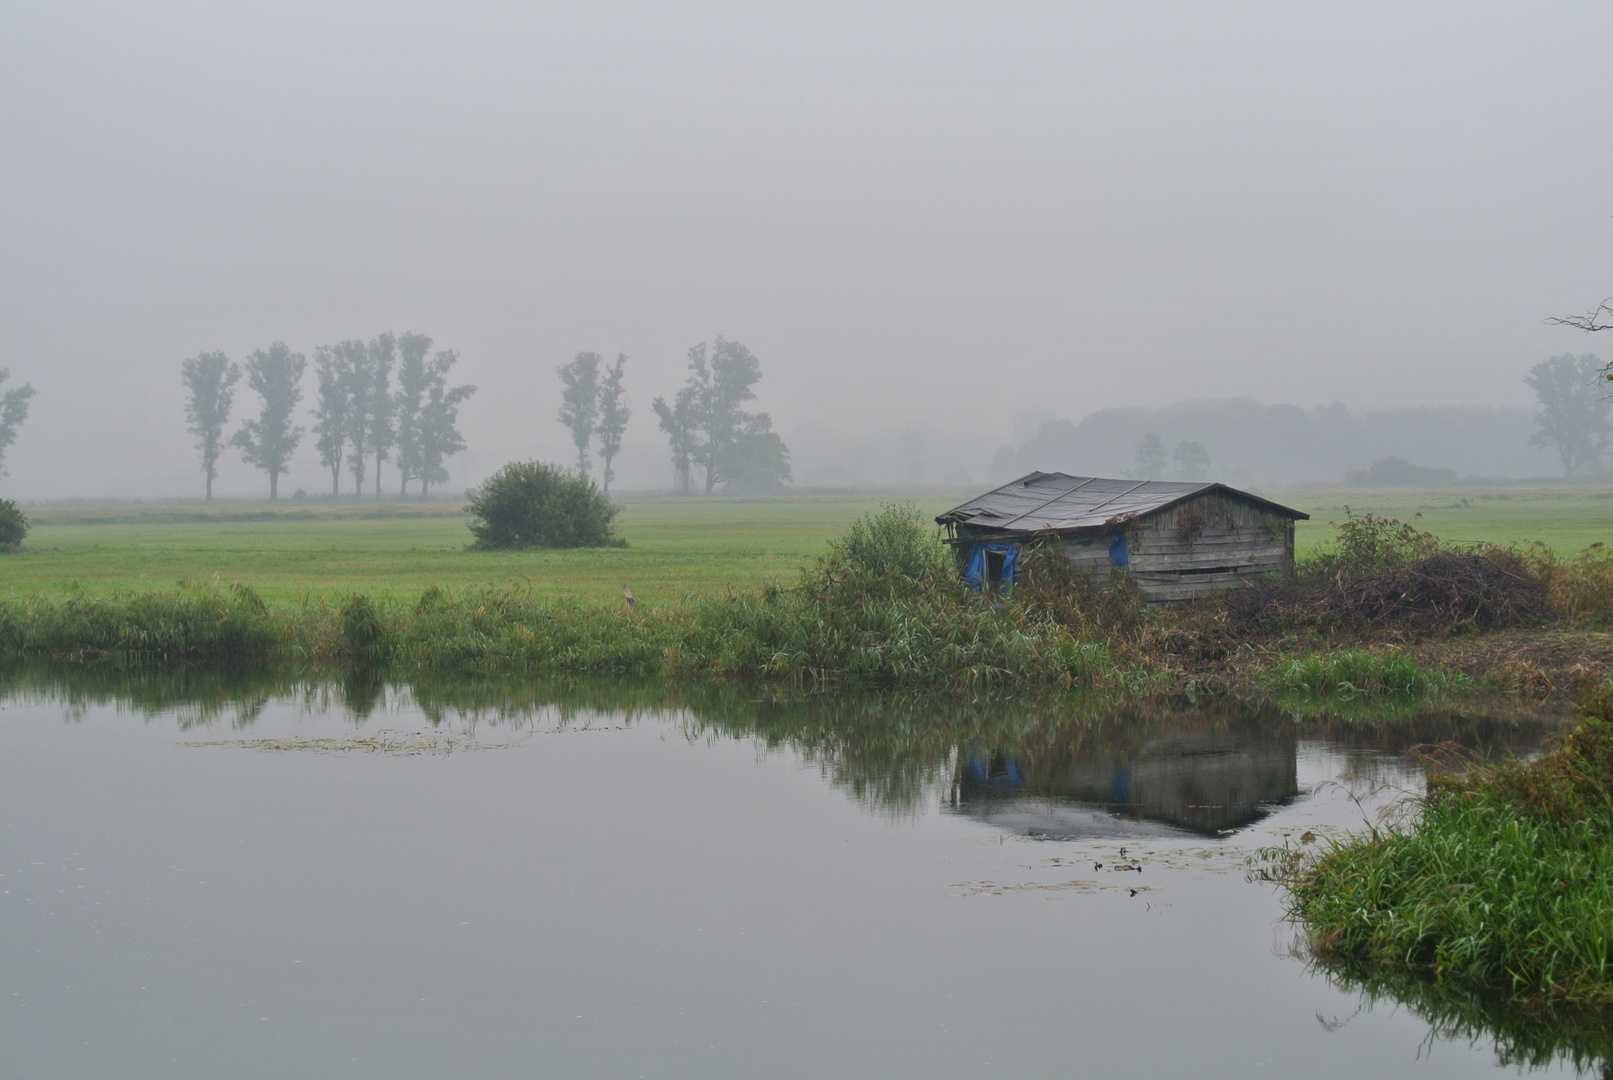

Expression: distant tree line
xmin=651 ymin=338 xmax=790 ymax=495
xmin=180 ymin=335 xmax=474 ymax=500
xmin=554 ymin=336 xmax=790 ymax=496
xmin=1129 ymin=433 xmax=1211 ymax=482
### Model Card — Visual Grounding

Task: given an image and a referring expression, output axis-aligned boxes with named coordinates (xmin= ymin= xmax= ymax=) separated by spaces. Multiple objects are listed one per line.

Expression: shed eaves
xmin=936 ymin=472 xmax=1308 ymax=535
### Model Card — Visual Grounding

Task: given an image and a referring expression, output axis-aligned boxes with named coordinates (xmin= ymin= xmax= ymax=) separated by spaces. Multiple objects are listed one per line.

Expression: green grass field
xmin=3 ymin=497 xmax=958 ymax=605
xmin=3 ymin=488 xmax=1608 ymax=605
xmin=1278 ymin=488 xmax=1613 ymax=556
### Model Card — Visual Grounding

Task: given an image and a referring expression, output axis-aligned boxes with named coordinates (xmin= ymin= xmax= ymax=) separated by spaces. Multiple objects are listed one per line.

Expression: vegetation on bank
xmin=0 ymin=501 xmax=1607 ymax=694
xmin=1274 ymin=686 xmax=1613 ymax=1006
xmin=0 ymin=507 xmax=1133 ymax=689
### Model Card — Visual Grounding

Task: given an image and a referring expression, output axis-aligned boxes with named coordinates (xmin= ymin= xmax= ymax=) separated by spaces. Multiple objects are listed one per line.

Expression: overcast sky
xmin=2 ymin=1 xmax=1609 ymax=498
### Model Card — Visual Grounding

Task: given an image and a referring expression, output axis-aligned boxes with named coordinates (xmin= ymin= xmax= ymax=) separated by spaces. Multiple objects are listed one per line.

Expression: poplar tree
xmin=368 ymin=333 xmax=396 ymax=498
xmin=311 ymin=345 xmax=352 ymax=497
xmin=651 ymin=386 xmax=696 ymax=494
xmin=418 ymin=351 xmax=475 ymax=497
xmin=392 ymin=335 xmax=474 ymax=497
xmin=180 ymin=352 xmax=239 ymax=501
xmin=331 ymin=338 xmax=374 ymax=498
xmin=393 ymin=333 xmax=433 ymax=496
xmin=556 ymin=352 xmax=601 ymax=475
xmin=595 ymin=352 xmax=631 ymax=496
xmin=232 ymin=342 xmax=306 ymax=500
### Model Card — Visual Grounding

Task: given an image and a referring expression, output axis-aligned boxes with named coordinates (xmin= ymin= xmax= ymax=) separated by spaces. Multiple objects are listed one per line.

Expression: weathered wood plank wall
xmin=1056 ymin=491 xmax=1295 ymax=603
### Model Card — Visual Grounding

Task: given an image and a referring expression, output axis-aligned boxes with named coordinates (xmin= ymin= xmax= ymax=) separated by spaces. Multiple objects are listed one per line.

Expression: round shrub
xmin=0 ymin=499 xmax=27 ymax=551
xmin=466 ymin=461 xmax=623 ymax=550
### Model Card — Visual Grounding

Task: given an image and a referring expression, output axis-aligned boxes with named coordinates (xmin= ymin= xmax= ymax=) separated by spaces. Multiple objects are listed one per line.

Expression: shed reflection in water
xmin=953 ymin=729 xmax=1299 ymax=839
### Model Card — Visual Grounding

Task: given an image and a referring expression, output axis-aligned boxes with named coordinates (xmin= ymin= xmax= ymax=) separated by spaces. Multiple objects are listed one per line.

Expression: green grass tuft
xmin=1279 ymin=690 xmax=1613 ymax=1005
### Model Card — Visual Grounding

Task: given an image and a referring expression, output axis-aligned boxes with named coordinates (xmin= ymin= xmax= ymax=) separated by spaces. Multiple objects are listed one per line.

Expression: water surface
xmin=0 ymin=673 xmax=1597 ymax=1078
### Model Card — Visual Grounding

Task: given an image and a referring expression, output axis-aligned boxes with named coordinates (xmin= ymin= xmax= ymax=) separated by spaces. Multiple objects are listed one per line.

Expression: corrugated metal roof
xmin=935 ymin=472 xmax=1308 ymax=535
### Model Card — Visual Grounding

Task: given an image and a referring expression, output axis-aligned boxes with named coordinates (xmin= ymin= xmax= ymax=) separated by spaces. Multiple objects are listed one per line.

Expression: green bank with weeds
xmin=1274 ymin=686 xmax=1613 ymax=1006
xmin=1 ymin=501 xmax=1609 ymax=697
xmin=0 ymin=507 xmax=1140 ymax=691
xmin=1267 ymin=649 xmax=1475 ymax=698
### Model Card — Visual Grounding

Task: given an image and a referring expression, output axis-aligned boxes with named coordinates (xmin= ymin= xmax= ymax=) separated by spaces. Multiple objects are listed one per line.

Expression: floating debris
xmin=180 ymin=732 xmax=519 ymax=756
xmin=950 ymin=878 xmax=1158 ymax=897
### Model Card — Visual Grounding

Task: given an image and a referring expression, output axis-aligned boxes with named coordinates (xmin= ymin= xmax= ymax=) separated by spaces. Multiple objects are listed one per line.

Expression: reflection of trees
xmin=1312 ymin=954 xmax=1612 ymax=1078
xmin=0 ymin=664 xmax=1559 ymax=818
xmin=0 ymin=665 xmax=286 ymax=729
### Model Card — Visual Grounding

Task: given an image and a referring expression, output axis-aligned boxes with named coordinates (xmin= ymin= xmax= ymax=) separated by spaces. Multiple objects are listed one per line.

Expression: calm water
xmin=0 ymin=672 xmax=1599 ymax=1078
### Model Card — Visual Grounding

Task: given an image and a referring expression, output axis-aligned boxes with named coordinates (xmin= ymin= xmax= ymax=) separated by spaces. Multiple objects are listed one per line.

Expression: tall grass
xmin=1279 ymin=688 xmax=1613 ymax=1004
xmin=1520 ymin=542 xmax=1613 ymax=625
xmin=0 ymin=505 xmax=1142 ymax=691
xmin=1268 ymin=649 xmax=1474 ymax=698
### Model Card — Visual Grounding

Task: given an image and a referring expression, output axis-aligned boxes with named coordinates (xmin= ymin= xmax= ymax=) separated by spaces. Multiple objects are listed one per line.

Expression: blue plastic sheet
xmin=964 ymin=542 xmax=1019 ymax=590
xmin=1108 ymin=533 xmax=1129 ymax=567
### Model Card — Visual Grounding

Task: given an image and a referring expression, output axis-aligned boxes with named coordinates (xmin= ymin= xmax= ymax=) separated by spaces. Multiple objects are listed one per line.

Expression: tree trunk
xmin=205 ymin=472 xmax=213 ymax=503
xmin=269 ymin=470 xmax=280 ymax=501
xmin=602 ymin=454 xmax=613 ymax=496
xmin=375 ymin=462 xmax=382 ymax=499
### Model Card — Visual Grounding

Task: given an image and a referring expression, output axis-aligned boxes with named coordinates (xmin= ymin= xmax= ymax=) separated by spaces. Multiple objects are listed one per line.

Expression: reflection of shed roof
xmin=936 ymin=472 xmax=1308 ymax=535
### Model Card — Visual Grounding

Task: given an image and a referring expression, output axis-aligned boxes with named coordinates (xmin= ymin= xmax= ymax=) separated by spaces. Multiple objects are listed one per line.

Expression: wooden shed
xmin=936 ymin=472 xmax=1309 ymax=603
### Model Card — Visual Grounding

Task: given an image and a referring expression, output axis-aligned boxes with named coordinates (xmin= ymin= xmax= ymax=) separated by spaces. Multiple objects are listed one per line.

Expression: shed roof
xmin=936 ymin=472 xmax=1308 ymax=536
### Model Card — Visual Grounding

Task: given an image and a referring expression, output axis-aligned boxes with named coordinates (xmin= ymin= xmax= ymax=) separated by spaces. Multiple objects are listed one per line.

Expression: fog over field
xmin=2 ymin=2 xmax=1609 ymax=499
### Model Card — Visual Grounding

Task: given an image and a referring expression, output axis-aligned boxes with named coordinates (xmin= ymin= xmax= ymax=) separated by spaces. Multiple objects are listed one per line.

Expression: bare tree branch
xmin=1546 ymin=298 xmax=1613 ymax=333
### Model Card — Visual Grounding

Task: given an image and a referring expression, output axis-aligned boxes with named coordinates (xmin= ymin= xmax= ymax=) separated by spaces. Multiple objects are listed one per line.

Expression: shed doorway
xmin=964 ymin=542 xmax=1019 ymax=591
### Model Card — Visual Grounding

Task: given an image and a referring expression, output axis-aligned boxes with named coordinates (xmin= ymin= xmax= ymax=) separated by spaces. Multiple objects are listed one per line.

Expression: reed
xmin=1278 ymin=686 xmax=1613 ymax=1004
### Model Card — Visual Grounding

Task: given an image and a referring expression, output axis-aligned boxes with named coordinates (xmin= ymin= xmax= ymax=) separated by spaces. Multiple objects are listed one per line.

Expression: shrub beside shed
xmin=936 ymin=472 xmax=1309 ymax=603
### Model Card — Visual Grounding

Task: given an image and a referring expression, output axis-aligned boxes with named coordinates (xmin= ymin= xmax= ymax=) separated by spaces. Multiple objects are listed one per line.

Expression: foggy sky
xmin=3 ymin=2 xmax=1610 ymax=499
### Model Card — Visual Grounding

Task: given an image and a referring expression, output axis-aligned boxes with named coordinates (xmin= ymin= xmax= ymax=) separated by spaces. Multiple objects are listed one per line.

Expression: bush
xmin=0 ymin=499 xmax=27 ymax=550
xmin=1304 ymin=509 xmax=1441 ymax=578
xmin=815 ymin=502 xmax=952 ymax=593
xmin=466 ymin=461 xmax=623 ymax=550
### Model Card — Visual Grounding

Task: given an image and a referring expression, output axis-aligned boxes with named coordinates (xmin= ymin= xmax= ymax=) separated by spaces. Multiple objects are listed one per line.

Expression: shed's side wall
xmin=1057 ymin=492 xmax=1295 ymax=602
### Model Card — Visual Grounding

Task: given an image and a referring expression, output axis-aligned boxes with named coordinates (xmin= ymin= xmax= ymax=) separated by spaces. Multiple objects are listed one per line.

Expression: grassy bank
xmin=0 ymin=508 xmax=1136 ymax=690
xmin=0 ymin=499 xmax=1609 ymax=695
xmin=1278 ymin=688 xmax=1613 ymax=1005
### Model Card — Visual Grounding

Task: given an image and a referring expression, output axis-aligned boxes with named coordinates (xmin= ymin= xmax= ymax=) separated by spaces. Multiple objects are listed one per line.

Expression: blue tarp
xmin=1109 ymin=533 xmax=1129 ymax=566
xmin=964 ymin=542 xmax=1019 ymax=590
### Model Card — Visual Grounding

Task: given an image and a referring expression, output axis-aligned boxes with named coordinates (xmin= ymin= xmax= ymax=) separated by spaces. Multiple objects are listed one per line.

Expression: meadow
xmin=2 ymin=486 xmax=1608 ymax=605
xmin=3 ymin=496 xmax=952 ymax=605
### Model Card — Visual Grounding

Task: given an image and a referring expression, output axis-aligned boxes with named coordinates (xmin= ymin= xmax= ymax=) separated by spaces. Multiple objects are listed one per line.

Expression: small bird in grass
xmin=623 ymin=584 xmax=636 ymax=608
